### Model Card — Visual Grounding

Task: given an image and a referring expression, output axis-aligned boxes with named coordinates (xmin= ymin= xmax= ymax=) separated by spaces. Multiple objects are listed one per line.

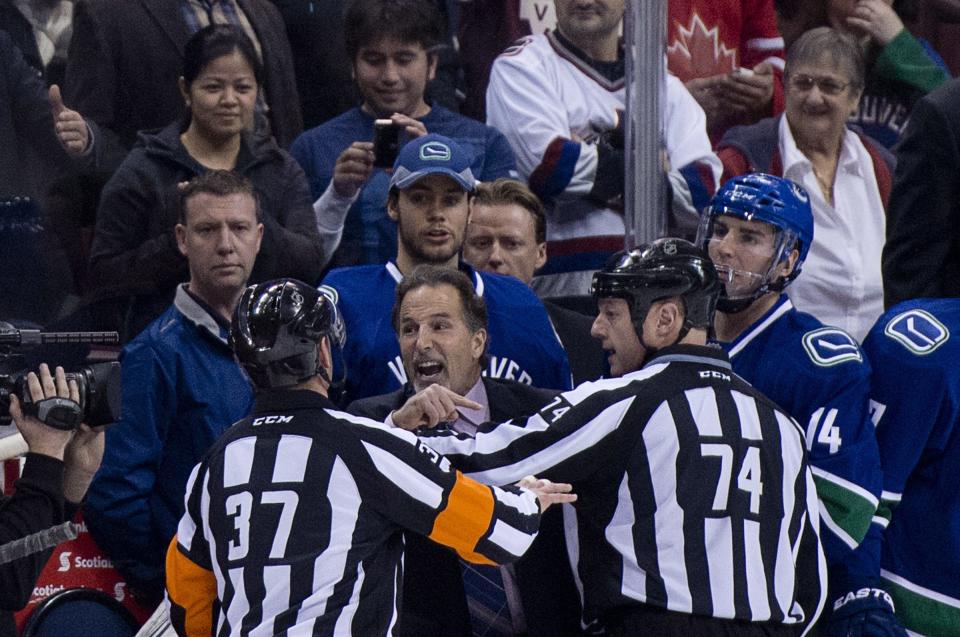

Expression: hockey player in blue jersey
xmin=697 ymin=173 xmax=900 ymax=635
xmin=321 ymin=134 xmax=572 ymax=404
xmin=832 ymin=299 xmax=960 ymax=636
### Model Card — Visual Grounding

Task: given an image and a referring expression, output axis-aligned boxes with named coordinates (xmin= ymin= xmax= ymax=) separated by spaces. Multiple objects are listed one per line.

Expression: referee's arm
xmin=350 ymin=425 xmax=547 ymax=566
xmin=166 ymin=464 xmax=217 ymax=637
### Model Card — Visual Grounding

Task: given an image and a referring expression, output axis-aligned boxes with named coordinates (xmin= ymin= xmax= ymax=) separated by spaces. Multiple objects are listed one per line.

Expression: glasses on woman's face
xmin=786 ymin=74 xmax=851 ymax=96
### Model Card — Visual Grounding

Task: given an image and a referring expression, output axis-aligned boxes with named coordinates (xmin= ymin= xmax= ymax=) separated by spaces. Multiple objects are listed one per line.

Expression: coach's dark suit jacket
xmin=349 ymin=378 xmax=585 ymax=637
xmin=882 ymin=78 xmax=960 ymax=307
xmin=64 ymin=0 xmax=303 ymax=155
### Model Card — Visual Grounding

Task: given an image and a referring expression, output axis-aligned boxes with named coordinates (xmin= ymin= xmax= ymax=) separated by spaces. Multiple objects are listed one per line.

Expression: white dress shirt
xmin=779 ymin=117 xmax=886 ymax=341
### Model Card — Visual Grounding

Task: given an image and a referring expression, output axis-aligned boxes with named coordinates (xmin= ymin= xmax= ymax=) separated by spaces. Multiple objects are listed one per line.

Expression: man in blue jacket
xmin=83 ymin=171 xmax=260 ymax=603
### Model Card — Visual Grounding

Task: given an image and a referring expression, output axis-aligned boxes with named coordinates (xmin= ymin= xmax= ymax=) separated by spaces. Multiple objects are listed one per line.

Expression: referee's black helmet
xmin=592 ymin=238 xmax=721 ymax=338
xmin=230 ymin=279 xmax=346 ymax=390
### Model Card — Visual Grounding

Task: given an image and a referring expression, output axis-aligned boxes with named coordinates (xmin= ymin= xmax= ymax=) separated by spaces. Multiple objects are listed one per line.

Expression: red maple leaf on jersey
xmin=667 ymin=13 xmax=738 ymax=82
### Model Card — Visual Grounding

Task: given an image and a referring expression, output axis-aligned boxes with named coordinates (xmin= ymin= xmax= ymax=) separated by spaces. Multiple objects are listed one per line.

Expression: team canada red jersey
xmin=667 ymin=0 xmax=784 ymax=82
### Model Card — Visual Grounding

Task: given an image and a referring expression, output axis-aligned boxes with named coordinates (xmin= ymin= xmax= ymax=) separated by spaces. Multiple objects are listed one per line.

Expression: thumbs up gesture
xmin=50 ymin=84 xmax=90 ymax=156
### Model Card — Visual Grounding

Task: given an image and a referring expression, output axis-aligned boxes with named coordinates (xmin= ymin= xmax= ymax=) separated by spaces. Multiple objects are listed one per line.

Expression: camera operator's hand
xmin=62 ymin=424 xmax=105 ymax=504
xmin=7 ymin=365 xmax=76 ymax=461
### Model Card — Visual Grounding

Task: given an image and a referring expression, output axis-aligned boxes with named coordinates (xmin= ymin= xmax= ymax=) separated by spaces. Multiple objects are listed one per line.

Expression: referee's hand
xmin=517 ymin=475 xmax=577 ymax=513
xmin=391 ymin=385 xmax=482 ymax=431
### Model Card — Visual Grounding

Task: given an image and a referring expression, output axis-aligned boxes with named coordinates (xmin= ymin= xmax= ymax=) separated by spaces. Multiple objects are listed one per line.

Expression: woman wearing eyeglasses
xmin=716 ymin=27 xmax=894 ymax=341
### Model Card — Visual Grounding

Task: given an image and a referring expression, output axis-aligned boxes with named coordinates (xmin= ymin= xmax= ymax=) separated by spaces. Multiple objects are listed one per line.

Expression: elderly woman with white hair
xmin=716 ymin=26 xmax=894 ymax=341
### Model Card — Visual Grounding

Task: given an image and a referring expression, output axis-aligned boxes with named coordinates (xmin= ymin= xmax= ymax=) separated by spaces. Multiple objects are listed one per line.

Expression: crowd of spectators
xmin=2 ymin=0 xmax=960 ymax=634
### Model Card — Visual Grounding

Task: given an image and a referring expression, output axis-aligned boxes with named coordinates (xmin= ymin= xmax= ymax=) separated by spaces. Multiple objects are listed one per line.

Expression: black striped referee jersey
xmin=419 ymin=344 xmax=829 ymax=634
xmin=165 ymin=388 xmax=543 ymax=636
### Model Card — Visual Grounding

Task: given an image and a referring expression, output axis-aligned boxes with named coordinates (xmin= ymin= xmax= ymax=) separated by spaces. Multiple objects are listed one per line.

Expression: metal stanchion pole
xmin=623 ymin=0 xmax=668 ymax=248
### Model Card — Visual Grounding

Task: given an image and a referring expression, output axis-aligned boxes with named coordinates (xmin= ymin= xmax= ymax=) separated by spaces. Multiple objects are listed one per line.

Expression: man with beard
xmin=320 ymin=134 xmax=571 ymax=404
xmin=349 ymin=265 xmax=581 ymax=636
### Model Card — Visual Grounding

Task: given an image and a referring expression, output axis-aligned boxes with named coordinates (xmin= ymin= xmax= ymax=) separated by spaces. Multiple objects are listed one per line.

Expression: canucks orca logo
xmin=884 ymin=309 xmax=949 ymax=355
xmin=802 ymin=328 xmax=862 ymax=367
xmin=789 ymin=182 xmax=809 ymax=203
xmin=420 ymin=142 xmax=451 ymax=161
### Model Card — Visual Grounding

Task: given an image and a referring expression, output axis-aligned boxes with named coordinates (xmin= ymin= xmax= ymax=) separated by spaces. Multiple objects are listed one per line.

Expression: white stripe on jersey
xmin=800 ymin=472 xmax=829 ymax=634
xmin=226 ymin=567 xmax=248 ymax=634
xmin=493 ymin=487 xmax=539 ymax=516
xmin=297 ymin=457 xmax=361 ymax=626
xmin=643 ymin=401 xmax=692 ymax=613
xmin=224 ymin=437 xmax=256 ymax=487
xmin=810 ymin=466 xmax=880 ymax=508
xmin=604 ymin=473 xmax=647 ymax=603
xmin=488 ymin=519 xmax=537 ymax=558
xmin=818 ymin=505 xmax=858 ymax=550
xmin=273 ymin=436 xmax=312 ymax=483
xmin=774 ymin=411 xmax=803 ymax=620
xmin=361 ymin=440 xmax=443 ymax=508
xmin=465 ymin=396 xmax=636 ymax=485
xmin=177 ymin=464 xmax=202 ymax=550
xmin=687 ymin=387 xmax=722 ymax=437
xmin=705 ymin=517 xmax=735 ymax=618
xmin=251 ymin=565 xmax=291 ymax=636
xmin=332 ymin=562 xmax=365 ymax=636
xmin=745 ymin=520 xmax=771 ymax=620
xmin=733 ymin=391 xmax=764 ymax=441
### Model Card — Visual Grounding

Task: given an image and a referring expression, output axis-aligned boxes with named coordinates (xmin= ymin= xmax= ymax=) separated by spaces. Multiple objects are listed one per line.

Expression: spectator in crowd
xmin=698 ymin=174 xmax=895 ymax=634
xmin=393 ymin=239 xmax=828 ymax=635
xmin=84 ymin=171 xmax=260 ymax=604
xmin=87 ymin=26 xmax=325 ymax=342
xmin=2 ymin=364 xmax=105 ymax=637
xmin=349 ymin=265 xmax=580 ymax=637
xmin=165 ymin=278 xmax=573 ymax=636
xmin=321 ymin=134 xmax=571 ymax=404
xmin=0 ymin=27 xmax=92 ymax=324
xmin=463 ymin=178 xmax=606 ymax=384
xmin=826 ymin=0 xmax=951 ymax=148
xmin=0 ymin=0 xmax=73 ymax=84
xmin=457 ymin=0 xmax=785 ymax=138
xmin=833 ymin=297 xmax=960 ymax=636
xmin=64 ymin=0 xmax=301 ymax=158
xmin=882 ymin=78 xmax=960 ymax=306
xmin=290 ymin=0 xmax=516 ymax=269
xmin=486 ymin=0 xmax=720 ymax=297
xmin=718 ymin=27 xmax=893 ymax=341
xmin=669 ymin=0 xmax=787 ymax=140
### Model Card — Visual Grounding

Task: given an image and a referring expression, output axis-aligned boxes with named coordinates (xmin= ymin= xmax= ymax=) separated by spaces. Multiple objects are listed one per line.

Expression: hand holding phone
xmin=373 ymin=119 xmax=402 ymax=168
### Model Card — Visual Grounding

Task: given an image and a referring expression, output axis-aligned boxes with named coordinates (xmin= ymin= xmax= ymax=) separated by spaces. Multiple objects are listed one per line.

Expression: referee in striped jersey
xmin=164 ymin=279 xmax=575 ymax=636
xmin=392 ymin=239 xmax=829 ymax=636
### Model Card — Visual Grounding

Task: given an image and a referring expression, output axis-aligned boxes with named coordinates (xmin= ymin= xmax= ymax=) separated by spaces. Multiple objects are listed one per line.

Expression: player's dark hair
xmin=392 ymin=265 xmax=488 ymax=337
xmin=473 ymin=179 xmax=547 ymax=245
xmin=178 ymin=170 xmax=261 ymax=224
xmin=344 ymin=0 xmax=446 ymax=60
xmin=182 ymin=24 xmax=263 ymax=88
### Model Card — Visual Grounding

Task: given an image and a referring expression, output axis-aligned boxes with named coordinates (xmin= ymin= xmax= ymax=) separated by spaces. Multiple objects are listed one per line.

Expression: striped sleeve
xmin=167 ymin=464 xmax=217 ymax=637
xmin=343 ymin=414 xmax=542 ymax=565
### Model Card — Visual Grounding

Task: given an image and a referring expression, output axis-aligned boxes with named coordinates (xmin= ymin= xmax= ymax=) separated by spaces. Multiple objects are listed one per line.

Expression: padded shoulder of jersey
xmin=881 ymin=307 xmax=951 ymax=356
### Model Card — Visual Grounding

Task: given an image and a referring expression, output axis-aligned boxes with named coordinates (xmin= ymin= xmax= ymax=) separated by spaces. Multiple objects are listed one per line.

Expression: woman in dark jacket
xmin=88 ymin=25 xmax=325 ymax=340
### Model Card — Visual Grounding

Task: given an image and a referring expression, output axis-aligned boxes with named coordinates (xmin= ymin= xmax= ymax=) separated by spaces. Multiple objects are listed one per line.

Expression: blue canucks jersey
xmin=718 ymin=295 xmax=882 ymax=568
xmin=321 ymin=261 xmax=573 ymax=403
xmin=842 ymin=299 xmax=960 ymax=635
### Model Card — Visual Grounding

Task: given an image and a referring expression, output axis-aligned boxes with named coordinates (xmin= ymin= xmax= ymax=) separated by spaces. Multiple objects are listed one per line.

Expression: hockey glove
xmin=821 ymin=587 xmax=907 ymax=637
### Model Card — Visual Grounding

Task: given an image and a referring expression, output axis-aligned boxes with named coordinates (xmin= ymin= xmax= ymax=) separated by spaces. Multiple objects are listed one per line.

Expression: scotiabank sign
xmin=14 ymin=512 xmax=154 ymax=631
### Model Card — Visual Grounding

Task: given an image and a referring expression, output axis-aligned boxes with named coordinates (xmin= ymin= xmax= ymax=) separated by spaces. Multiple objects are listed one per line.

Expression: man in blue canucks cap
xmin=697 ymin=173 xmax=900 ymax=636
xmin=319 ymin=133 xmax=572 ymax=405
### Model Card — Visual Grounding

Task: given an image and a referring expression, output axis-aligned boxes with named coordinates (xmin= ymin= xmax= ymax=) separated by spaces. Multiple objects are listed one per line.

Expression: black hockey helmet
xmin=592 ymin=238 xmax=721 ymax=339
xmin=230 ymin=279 xmax=346 ymax=390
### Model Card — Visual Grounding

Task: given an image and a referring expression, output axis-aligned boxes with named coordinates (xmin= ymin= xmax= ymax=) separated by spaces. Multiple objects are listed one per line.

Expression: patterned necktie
xmin=460 ymin=561 xmax=515 ymax=636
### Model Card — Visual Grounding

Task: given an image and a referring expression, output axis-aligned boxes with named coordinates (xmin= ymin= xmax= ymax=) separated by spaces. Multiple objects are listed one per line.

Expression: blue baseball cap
xmin=388 ymin=133 xmax=477 ymax=192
